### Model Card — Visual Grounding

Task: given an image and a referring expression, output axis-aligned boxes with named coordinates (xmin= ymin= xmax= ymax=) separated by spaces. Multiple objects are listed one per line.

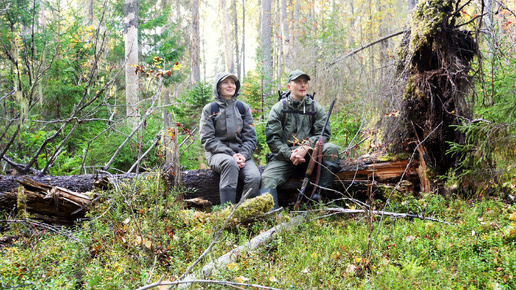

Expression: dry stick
xmin=0 ymin=219 xmax=86 ymax=249
xmin=171 ymin=215 xmax=304 ymax=290
xmin=103 ymin=79 xmax=162 ymax=171
xmin=324 ymin=30 xmax=406 ymax=69
xmin=138 ymin=279 xmax=283 ymax=290
xmin=318 ymin=208 xmax=452 ymax=225
xmin=126 ymin=135 xmax=161 ymax=174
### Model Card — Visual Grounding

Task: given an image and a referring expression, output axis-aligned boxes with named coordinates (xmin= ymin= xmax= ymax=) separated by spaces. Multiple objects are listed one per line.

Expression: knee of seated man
xmin=261 ymin=175 xmax=280 ymax=189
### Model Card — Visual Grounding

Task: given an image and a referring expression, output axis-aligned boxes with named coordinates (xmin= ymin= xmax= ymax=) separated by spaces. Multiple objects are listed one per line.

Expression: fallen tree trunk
xmin=0 ymin=159 xmax=419 ymax=223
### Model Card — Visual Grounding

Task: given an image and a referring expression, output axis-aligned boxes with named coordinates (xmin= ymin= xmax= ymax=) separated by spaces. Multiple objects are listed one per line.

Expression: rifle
xmin=294 ymin=99 xmax=336 ymax=210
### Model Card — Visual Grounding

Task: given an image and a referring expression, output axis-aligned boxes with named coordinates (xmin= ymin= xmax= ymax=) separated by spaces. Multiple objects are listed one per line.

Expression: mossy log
xmin=0 ymin=159 xmax=420 ymax=223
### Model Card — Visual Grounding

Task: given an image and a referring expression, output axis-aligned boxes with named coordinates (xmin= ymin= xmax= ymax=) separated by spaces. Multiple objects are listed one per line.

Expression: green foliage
xmin=329 ymin=104 xmax=362 ymax=151
xmin=2 ymin=181 xmax=516 ymax=288
xmin=174 ymin=81 xmax=212 ymax=127
xmin=445 ymin=45 xmax=516 ymax=197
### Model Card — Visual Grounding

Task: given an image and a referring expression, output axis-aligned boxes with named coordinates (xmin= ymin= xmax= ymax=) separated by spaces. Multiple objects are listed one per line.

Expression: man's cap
xmin=220 ymin=73 xmax=238 ymax=82
xmin=287 ymin=70 xmax=310 ymax=84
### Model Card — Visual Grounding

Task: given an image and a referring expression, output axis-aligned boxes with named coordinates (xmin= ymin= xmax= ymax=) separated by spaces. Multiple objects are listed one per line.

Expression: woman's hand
xmin=233 ymin=153 xmax=246 ymax=168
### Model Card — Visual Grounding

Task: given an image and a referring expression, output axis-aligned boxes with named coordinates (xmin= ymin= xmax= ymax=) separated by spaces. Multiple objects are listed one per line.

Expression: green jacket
xmin=199 ymin=73 xmax=257 ymax=163
xmin=265 ymin=95 xmax=331 ymax=162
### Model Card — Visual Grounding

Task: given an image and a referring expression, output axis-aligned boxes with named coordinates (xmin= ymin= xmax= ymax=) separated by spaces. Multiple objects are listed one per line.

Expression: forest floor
xmin=0 ymin=174 xmax=515 ymax=289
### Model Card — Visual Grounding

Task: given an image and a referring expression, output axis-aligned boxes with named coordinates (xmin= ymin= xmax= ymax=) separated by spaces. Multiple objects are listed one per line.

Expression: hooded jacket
xmin=265 ymin=95 xmax=331 ymax=162
xmin=199 ymin=73 xmax=257 ymax=163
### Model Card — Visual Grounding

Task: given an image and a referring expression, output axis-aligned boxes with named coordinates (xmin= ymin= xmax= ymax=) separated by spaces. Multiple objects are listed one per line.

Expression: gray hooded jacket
xmin=199 ymin=73 xmax=257 ymax=163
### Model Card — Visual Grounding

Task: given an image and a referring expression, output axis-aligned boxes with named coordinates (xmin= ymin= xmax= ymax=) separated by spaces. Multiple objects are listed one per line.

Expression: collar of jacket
xmin=287 ymin=95 xmax=312 ymax=110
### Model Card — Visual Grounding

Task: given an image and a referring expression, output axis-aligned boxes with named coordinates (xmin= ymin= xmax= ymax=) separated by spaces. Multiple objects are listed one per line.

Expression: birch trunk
xmin=220 ymin=0 xmax=234 ymax=72
xmin=124 ymin=0 xmax=140 ymax=129
xmin=191 ymin=0 xmax=201 ymax=84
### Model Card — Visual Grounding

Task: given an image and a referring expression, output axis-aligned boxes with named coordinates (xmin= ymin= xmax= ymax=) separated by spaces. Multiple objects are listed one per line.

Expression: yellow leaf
xmin=134 ymin=235 xmax=142 ymax=246
xmin=355 ymin=257 xmax=362 ymax=263
xmin=331 ymin=251 xmax=341 ymax=259
xmin=144 ymin=239 xmax=152 ymax=249
xmin=509 ymin=212 xmax=516 ymax=221
xmin=269 ymin=276 xmax=278 ymax=282
xmin=235 ymin=276 xmax=249 ymax=283
xmin=226 ymin=263 xmax=239 ymax=271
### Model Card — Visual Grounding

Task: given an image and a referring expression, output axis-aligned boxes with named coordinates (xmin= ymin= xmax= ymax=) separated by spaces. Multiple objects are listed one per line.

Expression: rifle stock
xmin=294 ymin=100 xmax=336 ymax=210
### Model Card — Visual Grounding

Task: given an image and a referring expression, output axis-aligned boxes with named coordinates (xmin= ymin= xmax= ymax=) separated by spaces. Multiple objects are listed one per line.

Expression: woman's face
xmin=218 ymin=78 xmax=236 ymax=99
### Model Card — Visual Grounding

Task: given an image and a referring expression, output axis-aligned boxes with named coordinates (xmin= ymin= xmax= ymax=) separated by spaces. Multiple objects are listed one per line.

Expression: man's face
xmin=287 ymin=77 xmax=309 ymax=101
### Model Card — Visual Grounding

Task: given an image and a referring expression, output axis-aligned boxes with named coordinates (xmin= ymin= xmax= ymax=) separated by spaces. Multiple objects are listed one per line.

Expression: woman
xmin=199 ymin=73 xmax=260 ymax=205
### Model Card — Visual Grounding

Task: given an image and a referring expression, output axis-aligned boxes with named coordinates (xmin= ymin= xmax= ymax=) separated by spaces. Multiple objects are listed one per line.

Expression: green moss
xmin=221 ymin=193 xmax=274 ymax=222
xmin=409 ymin=0 xmax=454 ymax=53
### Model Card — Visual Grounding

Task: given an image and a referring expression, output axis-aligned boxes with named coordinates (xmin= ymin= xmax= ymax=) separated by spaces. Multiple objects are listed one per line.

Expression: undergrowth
xmin=1 ymin=176 xmax=515 ymax=289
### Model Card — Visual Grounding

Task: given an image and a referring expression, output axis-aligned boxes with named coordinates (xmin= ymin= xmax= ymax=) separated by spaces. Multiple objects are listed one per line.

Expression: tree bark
xmin=233 ymin=0 xmax=241 ymax=79
xmin=220 ymin=0 xmax=234 ymax=72
xmin=0 ymin=160 xmax=420 ymax=223
xmin=279 ymin=0 xmax=290 ymax=72
xmin=191 ymin=0 xmax=201 ymax=84
xmin=260 ymin=0 xmax=273 ymax=99
xmin=241 ymin=0 xmax=245 ymax=80
xmin=125 ymin=0 xmax=140 ymax=129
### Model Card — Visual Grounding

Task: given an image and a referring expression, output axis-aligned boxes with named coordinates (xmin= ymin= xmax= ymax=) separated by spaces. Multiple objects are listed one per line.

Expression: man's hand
xmin=290 ymin=145 xmax=308 ymax=166
xmin=233 ymin=153 xmax=246 ymax=168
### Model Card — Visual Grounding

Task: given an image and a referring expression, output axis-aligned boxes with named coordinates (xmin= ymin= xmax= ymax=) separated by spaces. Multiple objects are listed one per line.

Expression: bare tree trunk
xmin=279 ymin=0 xmax=290 ymax=72
xmin=261 ymin=0 xmax=272 ymax=99
xmin=407 ymin=0 xmax=416 ymax=11
xmin=88 ymin=0 xmax=94 ymax=23
xmin=191 ymin=0 xmax=201 ymax=84
xmin=242 ymin=0 xmax=246 ymax=80
xmin=220 ymin=0 xmax=234 ymax=72
xmin=292 ymin=0 xmax=299 ymax=60
xmin=124 ymin=0 xmax=140 ymax=129
xmin=233 ymin=0 xmax=241 ymax=79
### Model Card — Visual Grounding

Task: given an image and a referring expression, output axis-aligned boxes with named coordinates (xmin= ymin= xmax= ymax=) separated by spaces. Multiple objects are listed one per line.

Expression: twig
xmin=137 ymin=279 xmax=282 ymax=290
xmin=324 ymin=30 xmax=406 ymax=69
xmin=127 ymin=135 xmax=161 ymax=174
xmin=0 ymin=219 xmax=87 ymax=249
xmin=103 ymin=79 xmax=162 ymax=171
xmin=322 ymin=208 xmax=452 ymax=225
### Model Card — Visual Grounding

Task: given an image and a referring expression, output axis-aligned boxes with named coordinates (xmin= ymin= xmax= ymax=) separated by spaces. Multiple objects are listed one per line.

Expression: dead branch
xmin=0 ymin=218 xmax=86 ymax=248
xmin=103 ymin=79 xmax=162 ymax=171
xmin=127 ymin=135 xmax=161 ymax=174
xmin=324 ymin=30 xmax=406 ymax=70
xmin=320 ymin=208 xmax=452 ymax=225
xmin=137 ymin=279 xmax=282 ymax=290
xmin=171 ymin=215 xmax=304 ymax=290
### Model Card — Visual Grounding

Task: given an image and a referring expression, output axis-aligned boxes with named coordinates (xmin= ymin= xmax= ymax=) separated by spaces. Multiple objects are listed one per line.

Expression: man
xmin=199 ymin=72 xmax=261 ymax=205
xmin=259 ymin=70 xmax=340 ymax=209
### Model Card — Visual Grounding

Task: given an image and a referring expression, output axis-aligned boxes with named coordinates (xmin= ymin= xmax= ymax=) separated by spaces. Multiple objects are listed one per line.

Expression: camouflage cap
xmin=286 ymin=70 xmax=310 ymax=84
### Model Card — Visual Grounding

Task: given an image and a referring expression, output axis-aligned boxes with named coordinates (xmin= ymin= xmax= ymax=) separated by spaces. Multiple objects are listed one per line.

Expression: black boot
xmin=220 ymin=187 xmax=237 ymax=206
xmin=312 ymin=160 xmax=341 ymax=201
xmin=259 ymin=188 xmax=279 ymax=210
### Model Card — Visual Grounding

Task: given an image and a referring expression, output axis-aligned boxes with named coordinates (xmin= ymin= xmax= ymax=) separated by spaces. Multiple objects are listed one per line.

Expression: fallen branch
xmin=173 ymin=215 xmax=304 ymax=290
xmin=319 ymin=208 xmax=452 ymax=225
xmin=137 ymin=279 xmax=282 ymax=290
xmin=324 ymin=30 xmax=406 ymax=69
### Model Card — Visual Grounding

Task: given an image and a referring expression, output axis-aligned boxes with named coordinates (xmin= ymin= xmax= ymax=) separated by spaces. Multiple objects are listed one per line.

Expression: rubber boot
xmin=220 ymin=187 xmax=237 ymax=206
xmin=312 ymin=160 xmax=341 ymax=201
xmin=259 ymin=188 xmax=279 ymax=210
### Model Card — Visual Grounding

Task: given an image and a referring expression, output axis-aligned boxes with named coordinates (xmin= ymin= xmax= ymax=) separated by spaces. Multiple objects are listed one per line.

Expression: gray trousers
xmin=261 ymin=143 xmax=339 ymax=189
xmin=209 ymin=153 xmax=261 ymax=198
